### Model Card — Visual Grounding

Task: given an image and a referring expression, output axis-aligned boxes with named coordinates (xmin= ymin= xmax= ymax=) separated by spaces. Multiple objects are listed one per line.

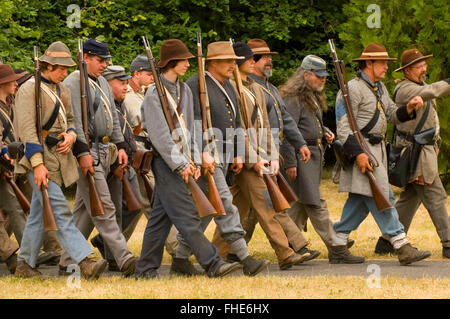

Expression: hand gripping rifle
xmin=77 ymin=39 xmax=106 ymax=217
xmin=142 ymin=36 xmax=217 ymax=218
xmin=328 ymin=39 xmax=392 ymax=212
xmin=34 ymin=46 xmax=58 ymax=232
xmin=0 ymin=157 xmax=31 ymax=214
xmin=230 ymin=40 xmax=290 ymax=212
xmin=196 ymin=32 xmax=226 ymax=216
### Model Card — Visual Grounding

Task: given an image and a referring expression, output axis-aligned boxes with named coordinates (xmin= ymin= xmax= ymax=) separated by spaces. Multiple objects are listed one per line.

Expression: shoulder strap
xmin=359 ymin=79 xmax=382 ymax=135
xmin=414 ymin=100 xmax=431 ymax=135
xmin=0 ymin=108 xmax=13 ymax=142
xmin=42 ymin=84 xmax=61 ymax=131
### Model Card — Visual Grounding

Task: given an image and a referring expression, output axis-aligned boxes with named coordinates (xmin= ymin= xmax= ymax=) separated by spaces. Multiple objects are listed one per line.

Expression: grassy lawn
xmin=1 ymin=178 xmax=449 ymax=299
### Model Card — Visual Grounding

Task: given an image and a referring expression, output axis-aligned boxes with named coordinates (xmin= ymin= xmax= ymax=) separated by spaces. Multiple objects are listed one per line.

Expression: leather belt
xmin=90 ymin=135 xmax=110 ymax=144
xmin=305 ymin=138 xmax=322 ymax=147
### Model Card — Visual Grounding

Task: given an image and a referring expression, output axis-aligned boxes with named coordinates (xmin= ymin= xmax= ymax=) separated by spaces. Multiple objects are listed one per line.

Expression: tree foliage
xmin=1 ymin=0 xmax=448 ymax=182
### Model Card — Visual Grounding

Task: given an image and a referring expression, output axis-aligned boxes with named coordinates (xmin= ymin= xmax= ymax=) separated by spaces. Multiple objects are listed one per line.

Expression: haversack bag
xmin=388 ymin=100 xmax=431 ymax=187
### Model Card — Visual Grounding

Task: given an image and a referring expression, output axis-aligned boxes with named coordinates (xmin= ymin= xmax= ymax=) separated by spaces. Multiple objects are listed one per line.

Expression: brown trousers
xmin=212 ymin=169 xmax=297 ymax=262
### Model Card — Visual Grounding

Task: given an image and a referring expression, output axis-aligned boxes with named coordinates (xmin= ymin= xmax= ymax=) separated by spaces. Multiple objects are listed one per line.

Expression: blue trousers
xmin=135 ymin=157 xmax=224 ymax=277
xmin=18 ymin=172 xmax=93 ymax=267
xmin=334 ymin=188 xmax=405 ymax=237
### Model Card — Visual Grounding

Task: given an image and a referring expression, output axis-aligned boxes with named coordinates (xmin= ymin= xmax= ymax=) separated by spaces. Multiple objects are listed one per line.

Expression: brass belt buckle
xmin=102 ymin=136 xmax=110 ymax=144
xmin=317 ymin=138 xmax=322 ymax=146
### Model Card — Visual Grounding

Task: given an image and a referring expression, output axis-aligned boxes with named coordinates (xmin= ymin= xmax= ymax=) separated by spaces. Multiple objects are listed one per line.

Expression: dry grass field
xmin=1 ymin=177 xmax=449 ymax=299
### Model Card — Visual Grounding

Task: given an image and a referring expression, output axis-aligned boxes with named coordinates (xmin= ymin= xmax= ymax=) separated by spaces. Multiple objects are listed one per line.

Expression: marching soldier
xmin=332 ymin=42 xmax=431 ymax=265
xmin=180 ymin=40 xmax=270 ymax=277
xmin=60 ymin=39 xmax=137 ymax=277
xmin=135 ymin=39 xmax=243 ymax=278
xmin=279 ymin=55 xmax=347 ymax=256
xmin=241 ymin=39 xmax=323 ymax=260
xmin=374 ymin=49 xmax=450 ymax=258
xmin=0 ymin=64 xmax=23 ymax=274
xmin=89 ymin=65 xmax=143 ymax=272
xmin=2 ymin=67 xmax=61 ymax=268
xmin=14 ymin=41 xmax=107 ymax=279
xmin=211 ymin=42 xmax=310 ymax=270
xmin=122 ymin=55 xmax=179 ymax=256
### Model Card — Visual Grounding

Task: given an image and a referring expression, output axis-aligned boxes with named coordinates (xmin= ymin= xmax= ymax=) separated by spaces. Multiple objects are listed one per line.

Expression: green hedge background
xmin=1 ymin=0 xmax=448 ymax=186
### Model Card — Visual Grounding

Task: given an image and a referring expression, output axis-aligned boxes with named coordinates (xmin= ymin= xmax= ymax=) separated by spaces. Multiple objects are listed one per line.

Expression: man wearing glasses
xmin=374 ymin=49 xmax=450 ymax=259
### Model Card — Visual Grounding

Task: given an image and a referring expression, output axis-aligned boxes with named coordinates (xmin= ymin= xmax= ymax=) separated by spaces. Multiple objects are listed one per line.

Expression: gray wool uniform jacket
xmin=394 ymin=78 xmax=450 ymax=184
xmin=280 ymin=95 xmax=331 ymax=206
xmin=141 ymin=74 xmax=200 ymax=173
xmin=63 ymin=71 xmax=126 ymax=158
xmin=335 ymin=72 xmax=415 ymax=199
xmin=186 ymin=72 xmax=243 ymax=165
xmin=249 ymin=74 xmax=306 ymax=150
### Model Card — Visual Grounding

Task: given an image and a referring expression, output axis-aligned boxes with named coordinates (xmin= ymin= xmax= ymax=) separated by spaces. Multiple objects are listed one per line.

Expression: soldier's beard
xmin=419 ymin=73 xmax=427 ymax=82
xmin=262 ymin=63 xmax=273 ymax=78
xmin=263 ymin=68 xmax=272 ymax=78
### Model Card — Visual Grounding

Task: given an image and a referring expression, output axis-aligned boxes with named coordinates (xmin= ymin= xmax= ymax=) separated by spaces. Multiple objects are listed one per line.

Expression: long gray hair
xmin=279 ymin=67 xmax=327 ymax=112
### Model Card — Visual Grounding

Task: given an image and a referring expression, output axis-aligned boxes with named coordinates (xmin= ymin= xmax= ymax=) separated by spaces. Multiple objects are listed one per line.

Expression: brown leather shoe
xmin=5 ymin=253 xmax=17 ymax=274
xmin=79 ymin=257 xmax=108 ymax=280
xmin=14 ymin=260 xmax=44 ymax=278
xmin=121 ymin=256 xmax=137 ymax=277
xmin=279 ymin=252 xmax=311 ymax=270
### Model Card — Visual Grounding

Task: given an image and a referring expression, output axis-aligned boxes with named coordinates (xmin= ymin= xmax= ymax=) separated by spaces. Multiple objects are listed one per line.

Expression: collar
xmin=249 ymin=73 xmax=265 ymax=85
xmin=358 ymin=70 xmax=383 ymax=97
xmin=128 ymin=77 xmax=142 ymax=93
xmin=405 ymin=76 xmax=425 ymax=86
xmin=40 ymin=75 xmax=55 ymax=85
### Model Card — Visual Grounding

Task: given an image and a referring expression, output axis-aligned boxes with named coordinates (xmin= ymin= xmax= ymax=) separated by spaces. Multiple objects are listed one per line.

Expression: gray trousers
xmin=287 ymin=199 xmax=336 ymax=249
xmin=121 ymin=169 xmax=179 ymax=256
xmin=395 ymin=177 xmax=450 ymax=248
xmin=59 ymin=144 xmax=133 ymax=268
xmin=135 ymin=157 xmax=224 ymax=277
xmin=176 ymin=165 xmax=247 ymax=259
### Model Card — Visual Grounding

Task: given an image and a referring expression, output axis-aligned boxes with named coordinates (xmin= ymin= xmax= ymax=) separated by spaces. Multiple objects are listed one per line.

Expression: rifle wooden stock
xmin=276 ymin=173 xmax=298 ymax=203
xmin=34 ymin=46 xmax=58 ymax=232
xmin=231 ymin=41 xmax=290 ymax=212
xmin=366 ymin=170 xmax=393 ymax=212
xmin=41 ymin=185 xmax=57 ymax=232
xmin=0 ymin=158 xmax=31 ymax=214
xmin=87 ymin=172 xmax=106 ymax=216
xmin=142 ymin=36 xmax=216 ymax=218
xmin=197 ymin=32 xmax=226 ymax=217
xmin=77 ymin=39 xmax=106 ymax=217
xmin=5 ymin=175 xmax=31 ymax=214
xmin=114 ymin=167 xmax=143 ymax=212
xmin=328 ymin=39 xmax=392 ymax=212
xmin=263 ymin=174 xmax=291 ymax=212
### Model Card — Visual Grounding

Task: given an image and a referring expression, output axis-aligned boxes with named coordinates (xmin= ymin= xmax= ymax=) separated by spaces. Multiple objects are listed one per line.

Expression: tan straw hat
xmin=206 ymin=41 xmax=245 ymax=60
xmin=39 ymin=41 xmax=76 ymax=67
xmin=352 ymin=42 xmax=396 ymax=62
xmin=394 ymin=48 xmax=433 ymax=72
